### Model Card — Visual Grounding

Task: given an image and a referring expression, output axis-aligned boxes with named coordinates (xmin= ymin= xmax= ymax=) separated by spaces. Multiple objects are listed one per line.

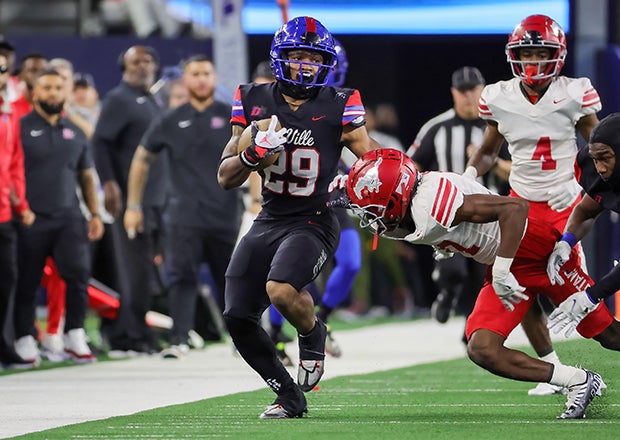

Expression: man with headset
xmin=93 ymin=45 xmax=167 ymax=356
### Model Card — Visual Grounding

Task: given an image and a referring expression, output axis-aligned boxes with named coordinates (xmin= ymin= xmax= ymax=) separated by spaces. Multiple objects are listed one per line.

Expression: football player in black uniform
xmin=547 ymin=113 xmax=620 ymax=335
xmin=217 ymin=16 xmax=377 ymax=419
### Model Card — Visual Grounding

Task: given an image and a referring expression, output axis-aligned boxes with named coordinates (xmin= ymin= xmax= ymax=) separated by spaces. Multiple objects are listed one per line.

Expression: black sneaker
xmin=430 ymin=290 xmax=456 ymax=324
xmin=558 ymin=370 xmax=606 ymax=419
xmin=297 ymin=318 xmax=327 ymax=392
xmin=260 ymin=385 xmax=308 ymax=419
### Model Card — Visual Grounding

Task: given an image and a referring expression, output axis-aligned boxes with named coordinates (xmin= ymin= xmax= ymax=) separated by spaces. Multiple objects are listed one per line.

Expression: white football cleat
xmin=297 ymin=319 xmax=327 ymax=392
xmin=528 ymin=382 xmax=568 ymax=396
xmin=558 ymin=370 xmax=606 ymax=419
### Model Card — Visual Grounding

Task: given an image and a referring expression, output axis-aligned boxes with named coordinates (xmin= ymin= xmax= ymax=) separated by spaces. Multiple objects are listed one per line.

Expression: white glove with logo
xmin=547 ymin=240 xmax=572 ymax=285
xmin=548 ymin=291 xmax=598 ymax=338
xmin=547 ymin=179 xmax=581 ymax=211
xmin=492 ymin=256 xmax=529 ymax=311
xmin=240 ymin=115 xmax=287 ymax=167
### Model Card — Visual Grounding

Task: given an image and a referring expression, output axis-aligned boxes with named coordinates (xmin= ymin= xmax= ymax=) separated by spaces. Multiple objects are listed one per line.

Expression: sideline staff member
xmin=93 ymin=46 xmax=166 ymax=354
xmin=125 ymin=55 xmax=242 ymax=356
xmin=14 ymin=69 xmax=104 ymax=364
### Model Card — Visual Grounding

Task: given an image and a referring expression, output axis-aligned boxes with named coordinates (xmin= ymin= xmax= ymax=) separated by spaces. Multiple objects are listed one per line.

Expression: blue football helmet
xmin=270 ymin=16 xmax=337 ymax=98
xmin=326 ymin=38 xmax=348 ymax=87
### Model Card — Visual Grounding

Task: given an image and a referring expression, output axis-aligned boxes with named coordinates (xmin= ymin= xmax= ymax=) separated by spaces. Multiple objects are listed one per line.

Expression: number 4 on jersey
xmin=531 ymin=136 xmax=557 ymax=170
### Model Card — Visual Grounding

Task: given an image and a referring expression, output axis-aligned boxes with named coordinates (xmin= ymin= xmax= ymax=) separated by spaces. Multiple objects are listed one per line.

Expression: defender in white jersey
xmin=465 ymin=14 xmax=601 ymax=396
xmin=339 ymin=148 xmax=619 ymax=419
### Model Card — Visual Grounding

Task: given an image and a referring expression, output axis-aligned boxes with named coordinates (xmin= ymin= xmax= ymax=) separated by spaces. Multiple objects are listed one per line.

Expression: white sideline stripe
xmin=0 ymin=317 xmax=575 ymax=438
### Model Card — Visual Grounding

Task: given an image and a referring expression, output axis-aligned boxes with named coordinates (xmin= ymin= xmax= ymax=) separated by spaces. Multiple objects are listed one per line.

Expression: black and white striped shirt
xmin=408 ymin=108 xmax=510 ymax=195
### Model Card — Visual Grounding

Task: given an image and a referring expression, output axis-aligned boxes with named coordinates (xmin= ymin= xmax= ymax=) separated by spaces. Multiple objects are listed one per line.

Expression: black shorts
xmin=334 ymin=206 xmax=355 ymax=230
xmin=224 ymin=210 xmax=339 ymax=322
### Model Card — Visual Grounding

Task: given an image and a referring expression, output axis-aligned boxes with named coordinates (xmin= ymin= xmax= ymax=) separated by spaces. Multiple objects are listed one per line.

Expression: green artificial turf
xmin=10 ymin=338 xmax=619 ymax=440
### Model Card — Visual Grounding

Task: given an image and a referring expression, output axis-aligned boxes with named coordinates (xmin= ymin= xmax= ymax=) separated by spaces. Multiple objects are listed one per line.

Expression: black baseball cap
xmin=451 ymin=66 xmax=485 ymax=92
xmin=0 ymin=35 xmax=14 ymax=51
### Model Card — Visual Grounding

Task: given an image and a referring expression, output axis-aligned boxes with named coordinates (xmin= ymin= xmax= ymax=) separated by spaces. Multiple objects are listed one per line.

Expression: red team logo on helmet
xmin=347 ymin=149 xmax=418 ymax=235
xmin=505 ymin=14 xmax=567 ymax=86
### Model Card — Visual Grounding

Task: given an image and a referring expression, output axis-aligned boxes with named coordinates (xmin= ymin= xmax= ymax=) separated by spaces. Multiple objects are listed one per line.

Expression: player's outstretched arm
xmin=455 ymin=194 xmax=530 ymax=311
xmin=341 ymin=124 xmax=378 ymax=159
xmin=464 ymin=121 xmax=504 ymax=179
xmin=547 ymin=195 xmax=603 ymax=284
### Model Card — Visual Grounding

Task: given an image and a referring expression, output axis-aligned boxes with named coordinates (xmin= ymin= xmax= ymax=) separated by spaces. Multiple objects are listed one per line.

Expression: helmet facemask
xmin=506 ymin=44 xmax=566 ymax=87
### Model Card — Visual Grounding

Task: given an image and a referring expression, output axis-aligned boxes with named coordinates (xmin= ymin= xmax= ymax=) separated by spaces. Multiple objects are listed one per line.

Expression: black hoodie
xmin=576 ymin=112 xmax=620 ymax=301
xmin=578 ymin=112 xmax=620 ymax=212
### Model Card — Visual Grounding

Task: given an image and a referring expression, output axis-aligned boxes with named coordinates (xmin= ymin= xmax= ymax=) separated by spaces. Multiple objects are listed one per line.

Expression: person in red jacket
xmin=0 ymin=51 xmax=35 ymax=368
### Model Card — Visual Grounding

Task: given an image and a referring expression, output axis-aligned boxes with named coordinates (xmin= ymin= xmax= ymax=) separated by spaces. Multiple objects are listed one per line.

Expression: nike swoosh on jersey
xmin=311 ymin=115 xmax=326 ymax=121
xmin=553 ymin=98 xmax=566 ymax=104
xmin=178 ymin=120 xmax=192 ymax=128
xmin=30 ymin=129 xmax=44 ymax=137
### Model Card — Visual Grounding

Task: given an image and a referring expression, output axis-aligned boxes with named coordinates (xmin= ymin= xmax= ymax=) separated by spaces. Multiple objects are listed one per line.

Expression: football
xmin=237 ymin=118 xmax=283 ymax=170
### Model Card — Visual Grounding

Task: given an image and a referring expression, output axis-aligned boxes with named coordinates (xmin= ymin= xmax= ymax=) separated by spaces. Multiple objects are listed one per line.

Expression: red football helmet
xmin=346 ymin=148 xmax=418 ymax=235
xmin=505 ymin=14 xmax=567 ymax=87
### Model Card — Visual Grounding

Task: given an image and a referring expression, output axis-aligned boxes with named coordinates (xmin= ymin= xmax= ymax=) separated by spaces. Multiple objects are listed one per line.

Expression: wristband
xmin=90 ymin=213 xmax=101 ymax=219
xmin=126 ymin=204 xmax=142 ymax=211
xmin=584 ymin=290 xmax=598 ymax=304
xmin=560 ymin=232 xmax=578 ymax=248
xmin=239 ymin=151 xmax=259 ymax=169
xmin=492 ymin=256 xmax=514 ymax=278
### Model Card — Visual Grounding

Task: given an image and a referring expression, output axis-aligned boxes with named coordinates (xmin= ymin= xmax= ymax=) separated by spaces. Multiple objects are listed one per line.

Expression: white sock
xmin=540 ymin=350 xmax=561 ymax=365
xmin=550 ymin=364 xmax=586 ymax=388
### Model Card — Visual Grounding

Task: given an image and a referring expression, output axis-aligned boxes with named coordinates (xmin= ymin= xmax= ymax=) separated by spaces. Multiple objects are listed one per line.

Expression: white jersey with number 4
xmin=478 ymin=77 xmax=601 ymax=202
xmin=385 ymin=172 xmax=500 ymax=265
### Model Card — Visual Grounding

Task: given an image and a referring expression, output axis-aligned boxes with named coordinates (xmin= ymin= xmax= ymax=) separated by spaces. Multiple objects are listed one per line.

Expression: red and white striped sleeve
xmin=430 ymin=176 xmax=463 ymax=228
xmin=581 ymin=86 xmax=601 ymax=110
xmin=478 ymin=96 xmax=492 ymax=119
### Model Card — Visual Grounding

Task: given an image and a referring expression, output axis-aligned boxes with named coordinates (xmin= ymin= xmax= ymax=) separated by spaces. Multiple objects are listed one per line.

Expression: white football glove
xmin=240 ymin=115 xmax=287 ymax=167
xmin=433 ymin=246 xmax=455 ymax=261
xmin=328 ymin=174 xmax=348 ymax=192
xmin=547 ymin=179 xmax=581 ymax=211
xmin=492 ymin=256 xmax=529 ymax=311
xmin=547 ymin=240 xmax=572 ymax=286
xmin=548 ymin=291 xmax=598 ymax=338
xmin=462 ymin=166 xmax=478 ymax=180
